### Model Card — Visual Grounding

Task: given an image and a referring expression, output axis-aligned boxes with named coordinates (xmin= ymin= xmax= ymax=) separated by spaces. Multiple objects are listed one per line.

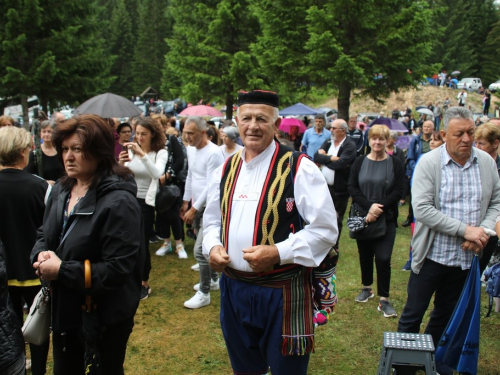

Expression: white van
xmin=457 ymin=78 xmax=482 ymax=91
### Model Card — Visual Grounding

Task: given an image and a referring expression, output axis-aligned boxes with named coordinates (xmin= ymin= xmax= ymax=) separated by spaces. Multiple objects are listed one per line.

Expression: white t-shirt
xmin=183 ymin=142 xmax=224 ymax=210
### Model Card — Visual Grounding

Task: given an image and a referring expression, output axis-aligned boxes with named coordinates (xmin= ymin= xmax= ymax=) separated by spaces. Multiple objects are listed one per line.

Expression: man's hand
xmin=183 ymin=207 xmax=197 ymax=225
xmin=464 ymin=226 xmax=490 ymax=250
xmin=330 ymin=155 xmax=340 ymax=162
xmin=461 ymin=240 xmax=482 ymax=253
xmin=180 ymin=201 xmax=189 ymax=221
xmin=209 ymin=245 xmax=231 ymax=272
xmin=242 ymin=245 xmax=280 ymax=273
xmin=317 ymin=149 xmax=326 ymax=155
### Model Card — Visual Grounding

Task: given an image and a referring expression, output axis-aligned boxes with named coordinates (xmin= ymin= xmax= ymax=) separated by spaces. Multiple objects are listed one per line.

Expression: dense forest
xmin=1 ymin=0 xmax=499 ymax=119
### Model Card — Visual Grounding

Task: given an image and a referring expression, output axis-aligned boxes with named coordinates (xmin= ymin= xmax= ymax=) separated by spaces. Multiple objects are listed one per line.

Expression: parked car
xmin=489 ymin=80 xmax=500 ymax=93
xmin=457 ymin=78 xmax=482 ymax=91
xmin=357 ymin=112 xmax=380 ymax=124
xmin=316 ymin=107 xmax=338 ymax=121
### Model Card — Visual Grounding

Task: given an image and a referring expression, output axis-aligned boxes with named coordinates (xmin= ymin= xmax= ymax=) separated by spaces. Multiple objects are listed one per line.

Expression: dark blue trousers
xmin=220 ymin=274 xmax=310 ymax=375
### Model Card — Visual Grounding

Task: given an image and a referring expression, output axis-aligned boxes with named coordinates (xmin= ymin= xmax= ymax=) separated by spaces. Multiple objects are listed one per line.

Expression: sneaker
xmin=149 ymin=234 xmax=160 ymax=244
xmin=378 ymin=300 xmax=397 ymax=318
xmin=155 ymin=242 xmax=172 ymax=256
xmin=140 ymin=285 xmax=151 ymax=301
xmin=402 ymin=260 xmax=411 ymax=271
xmin=184 ymin=291 xmax=210 ymax=309
xmin=191 ymin=263 xmax=200 ymax=271
xmin=176 ymin=244 xmax=188 ymax=259
xmin=193 ymin=279 xmax=220 ymax=291
xmin=355 ymin=288 xmax=374 ymax=303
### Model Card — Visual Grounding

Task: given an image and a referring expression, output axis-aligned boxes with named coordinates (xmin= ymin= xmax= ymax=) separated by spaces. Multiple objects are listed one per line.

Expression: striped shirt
xmin=427 ymin=146 xmax=481 ymax=269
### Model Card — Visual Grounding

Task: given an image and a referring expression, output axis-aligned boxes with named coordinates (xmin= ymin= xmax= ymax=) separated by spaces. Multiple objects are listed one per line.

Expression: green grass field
xmin=37 ymin=204 xmax=500 ymax=374
xmin=123 ymin=204 xmax=500 ymax=375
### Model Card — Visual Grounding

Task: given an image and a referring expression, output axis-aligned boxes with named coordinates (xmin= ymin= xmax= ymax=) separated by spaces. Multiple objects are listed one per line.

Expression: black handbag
xmin=348 ymin=203 xmax=386 ymax=240
xmin=156 ymin=182 xmax=180 ymax=213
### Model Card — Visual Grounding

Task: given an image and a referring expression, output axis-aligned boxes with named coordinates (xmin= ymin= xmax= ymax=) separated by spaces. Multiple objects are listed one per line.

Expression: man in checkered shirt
xmin=397 ymin=106 xmax=500 ymax=375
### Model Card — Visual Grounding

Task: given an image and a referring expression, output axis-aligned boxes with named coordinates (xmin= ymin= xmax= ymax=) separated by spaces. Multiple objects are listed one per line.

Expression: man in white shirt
xmin=181 ymin=116 xmax=224 ymax=309
xmin=203 ymin=90 xmax=338 ymax=375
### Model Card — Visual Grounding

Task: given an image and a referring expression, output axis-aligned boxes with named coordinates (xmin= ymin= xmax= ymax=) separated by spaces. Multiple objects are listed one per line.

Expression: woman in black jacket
xmin=0 ymin=240 xmax=25 ymax=375
xmin=32 ymin=115 xmax=143 ymax=375
xmin=348 ymin=125 xmax=404 ymax=318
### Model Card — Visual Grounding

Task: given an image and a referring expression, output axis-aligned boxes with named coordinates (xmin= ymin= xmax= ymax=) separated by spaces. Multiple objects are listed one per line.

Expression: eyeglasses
xmin=120 ymin=130 xmax=132 ymax=134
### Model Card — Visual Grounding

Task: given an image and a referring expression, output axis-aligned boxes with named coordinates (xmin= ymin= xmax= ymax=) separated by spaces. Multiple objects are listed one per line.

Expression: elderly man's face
xmin=441 ymin=118 xmax=475 ymax=165
xmin=348 ymin=117 xmax=357 ymax=130
xmin=236 ymin=104 xmax=279 ymax=156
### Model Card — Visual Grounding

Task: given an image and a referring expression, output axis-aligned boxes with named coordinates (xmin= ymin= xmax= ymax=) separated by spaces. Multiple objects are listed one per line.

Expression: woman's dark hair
xmin=134 ymin=117 xmax=166 ymax=152
xmin=206 ymin=125 xmax=220 ymax=145
xmin=53 ymin=115 xmax=133 ymax=188
xmin=116 ymin=122 xmax=132 ymax=134
xmin=431 ymin=130 xmax=443 ymax=143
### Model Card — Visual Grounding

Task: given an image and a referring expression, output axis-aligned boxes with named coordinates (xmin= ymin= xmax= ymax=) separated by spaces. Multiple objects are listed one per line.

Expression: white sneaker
xmin=176 ymin=244 xmax=188 ymax=259
xmin=184 ymin=291 xmax=210 ymax=309
xmin=193 ymin=279 xmax=220 ymax=291
xmin=191 ymin=263 xmax=199 ymax=271
xmin=155 ymin=242 xmax=172 ymax=256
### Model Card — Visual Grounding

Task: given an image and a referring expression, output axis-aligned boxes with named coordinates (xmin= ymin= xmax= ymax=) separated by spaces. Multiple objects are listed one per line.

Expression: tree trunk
xmin=20 ymin=95 xmax=29 ymax=130
xmin=337 ymin=82 xmax=352 ymax=121
xmin=225 ymin=90 xmax=233 ymax=121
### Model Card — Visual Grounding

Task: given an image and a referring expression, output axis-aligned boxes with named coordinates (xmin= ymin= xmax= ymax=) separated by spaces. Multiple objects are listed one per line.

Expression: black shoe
xmin=186 ymin=228 xmax=197 ymax=240
xmin=402 ymin=219 xmax=411 ymax=227
xmin=140 ymin=285 xmax=151 ymax=300
xmin=149 ymin=234 xmax=160 ymax=244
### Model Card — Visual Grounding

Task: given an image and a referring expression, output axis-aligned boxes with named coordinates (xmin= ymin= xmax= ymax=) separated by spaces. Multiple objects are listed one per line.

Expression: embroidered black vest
xmin=219 ymin=142 xmax=307 ymax=253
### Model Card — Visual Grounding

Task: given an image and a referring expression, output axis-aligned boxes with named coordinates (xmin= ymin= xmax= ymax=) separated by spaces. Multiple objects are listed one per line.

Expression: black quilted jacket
xmin=0 ymin=241 xmax=25 ymax=371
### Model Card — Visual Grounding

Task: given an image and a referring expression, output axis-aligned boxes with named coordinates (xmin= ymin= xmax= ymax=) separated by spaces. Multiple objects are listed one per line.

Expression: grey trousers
xmin=194 ymin=212 xmax=218 ymax=294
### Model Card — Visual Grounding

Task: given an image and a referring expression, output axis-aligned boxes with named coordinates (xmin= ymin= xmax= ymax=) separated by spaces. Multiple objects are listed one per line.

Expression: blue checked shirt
xmin=427 ymin=146 xmax=481 ymax=269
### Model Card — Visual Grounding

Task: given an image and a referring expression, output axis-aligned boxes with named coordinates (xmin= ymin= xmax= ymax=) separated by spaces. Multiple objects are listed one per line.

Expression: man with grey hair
xmin=181 ymin=116 xmax=224 ymax=308
xmin=314 ymin=119 xmax=356 ymax=238
xmin=50 ymin=112 xmax=66 ymax=127
xmin=397 ymin=107 xmax=500 ymax=374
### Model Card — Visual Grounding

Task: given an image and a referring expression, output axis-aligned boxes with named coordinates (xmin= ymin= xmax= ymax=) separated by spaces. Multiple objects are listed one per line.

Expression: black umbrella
xmin=82 ymin=260 xmax=102 ymax=375
xmin=75 ymin=93 xmax=143 ymax=118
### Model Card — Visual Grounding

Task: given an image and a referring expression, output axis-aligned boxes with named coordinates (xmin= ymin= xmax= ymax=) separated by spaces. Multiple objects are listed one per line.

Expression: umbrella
xmin=368 ymin=117 xmax=409 ymax=133
xmin=75 ymin=93 xmax=143 ymax=118
xmin=435 ymin=255 xmax=481 ymax=374
xmin=451 ymin=70 xmax=461 ymax=76
xmin=279 ymin=103 xmax=320 ymax=116
xmin=179 ymin=105 xmax=222 ymax=117
xmin=279 ymin=118 xmax=307 ymax=133
xmin=417 ymin=108 xmax=434 ymax=116
xmin=82 ymin=260 xmax=103 ymax=374
xmin=356 ymin=121 xmax=367 ymax=131
xmin=395 ymin=135 xmax=412 ymax=149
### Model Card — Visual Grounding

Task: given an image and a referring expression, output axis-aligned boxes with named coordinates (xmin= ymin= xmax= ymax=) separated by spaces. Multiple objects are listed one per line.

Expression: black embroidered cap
xmin=237 ymin=90 xmax=279 ymax=108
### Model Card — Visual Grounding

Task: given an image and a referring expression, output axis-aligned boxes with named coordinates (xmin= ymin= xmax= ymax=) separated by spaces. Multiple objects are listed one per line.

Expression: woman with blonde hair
xmin=0 ymin=126 xmax=51 ymax=374
xmin=348 ymin=125 xmax=404 ymax=318
xmin=0 ymin=115 xmax=15 ymax=128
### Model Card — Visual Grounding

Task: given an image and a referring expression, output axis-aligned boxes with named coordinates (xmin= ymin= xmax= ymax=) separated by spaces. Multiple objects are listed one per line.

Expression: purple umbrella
xmin=368 ymin=117 xmax=409 ymax=133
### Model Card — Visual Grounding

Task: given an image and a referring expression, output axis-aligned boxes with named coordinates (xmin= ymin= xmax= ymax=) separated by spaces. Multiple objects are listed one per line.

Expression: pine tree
xmin=481 ymin=13 xmax=500 ymax=86
xmin=109 ymin=0 xmax=136 ymax=97
xmin=305 ymin=0 xmax=438 ymax=120
xmin=163 ymin=0 xmax=259 ymax=118
xmin=0 ymin=0 xmax=114 ymax=112
xmin=132 ymin=0 xmax=171 ymax=97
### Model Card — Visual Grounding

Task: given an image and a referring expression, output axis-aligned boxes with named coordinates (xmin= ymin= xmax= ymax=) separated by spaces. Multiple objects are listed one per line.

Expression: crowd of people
xmin=0 ymin=91 xmax=500 ymax=375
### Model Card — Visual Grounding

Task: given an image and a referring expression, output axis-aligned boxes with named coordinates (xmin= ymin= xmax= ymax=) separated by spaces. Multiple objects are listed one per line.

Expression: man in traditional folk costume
xmin=203 ymin=90 xmax=338 ymax=375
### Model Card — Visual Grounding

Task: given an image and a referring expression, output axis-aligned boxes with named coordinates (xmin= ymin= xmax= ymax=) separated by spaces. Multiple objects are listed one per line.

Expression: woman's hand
xmin=159 ymin=173 xmax=171 ymax=185
xmin=124 ymin=142 xmax=145 ymax=158
xmin=366 ymin=212 xmax=378 ymax=223
xmin=118 ymin=150 xmax=131 ymax=165
xmin=369 ymin=203 xmax=384 ymax=217
xmin=33 ymin=250 xmax=61 ymax=281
